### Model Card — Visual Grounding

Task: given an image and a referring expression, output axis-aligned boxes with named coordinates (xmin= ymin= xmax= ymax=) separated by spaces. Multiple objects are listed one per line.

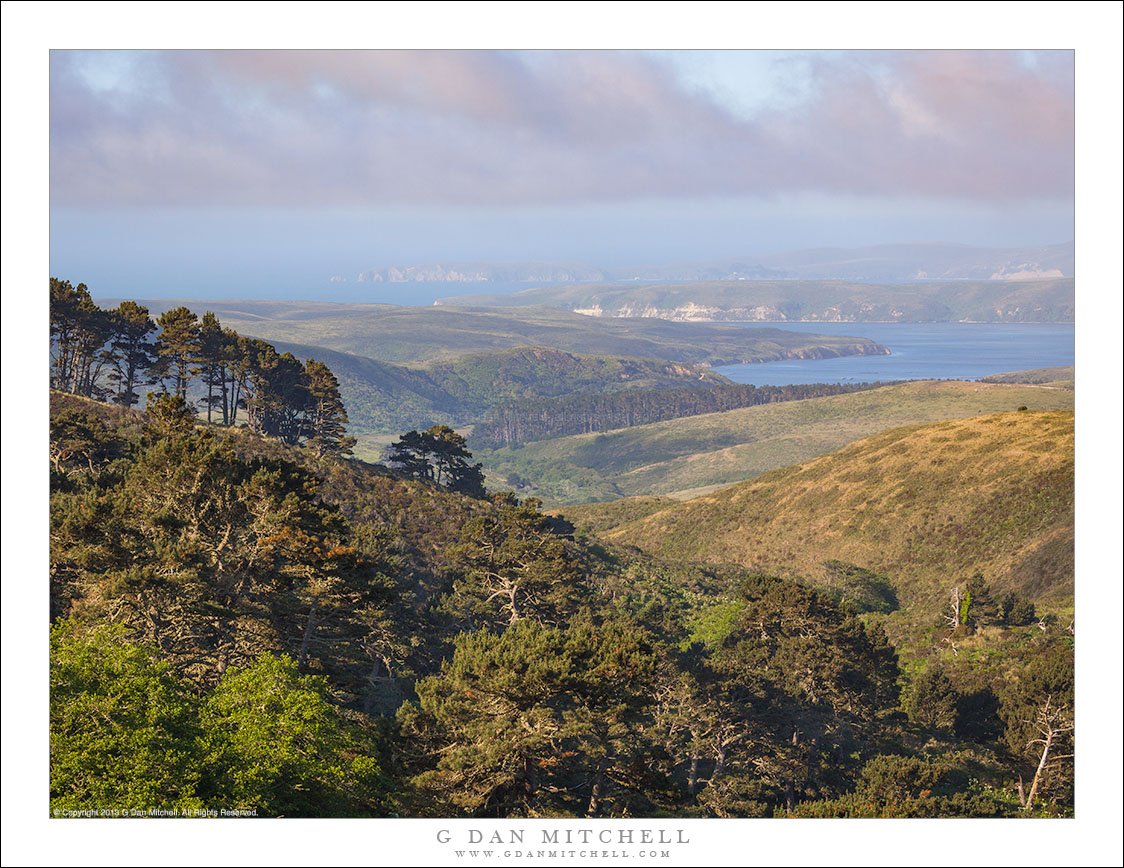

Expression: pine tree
xmin=49 ymin=278 xmax=114 ymax=398
xmin=106 ymin=301 xmax=157 ymax=407
xmin=386 ymin=425 xmax=485 ymax=497
xmin=406 ymin=615 xmax=663 ymax=817
xmin=302 ymin=359 xmax=355 ymax=456
xmin=445 ymin=499 xmax=585 ymax=628
xmin=154 ymin=306 xmax=200 ymax=400
xmin=244 ymin=343 xmax=307 ymax=443
xmin=195 ymin=312 xmax=226 ymax=423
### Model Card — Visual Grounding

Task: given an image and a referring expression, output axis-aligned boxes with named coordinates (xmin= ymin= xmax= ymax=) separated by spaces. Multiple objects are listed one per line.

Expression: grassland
xmin=111 ymin=299 xmax=888 ymax=366
xmin=478 ymin=380 xmax=1075 ymax=504
xmin=572 ymin=410 xmax=1073 ymax=654
xmin=434 ymin=277 xmax=1075 ymax=323
xmin=980 ymin=365 xmax=1075 ymax=388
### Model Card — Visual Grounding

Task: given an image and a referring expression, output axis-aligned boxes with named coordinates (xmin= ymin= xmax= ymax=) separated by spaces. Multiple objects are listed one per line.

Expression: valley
xmin=477 ymin=379 xmax=1075 ymax=503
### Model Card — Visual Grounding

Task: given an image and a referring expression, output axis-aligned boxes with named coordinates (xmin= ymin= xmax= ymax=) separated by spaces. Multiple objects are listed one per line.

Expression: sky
xmin=45 ymin=46 xmax=1078 ymax=300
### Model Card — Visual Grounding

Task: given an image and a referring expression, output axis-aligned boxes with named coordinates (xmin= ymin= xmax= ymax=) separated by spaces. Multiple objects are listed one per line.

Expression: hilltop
xmin=479 ymin=380 xmax=1076 ymax=504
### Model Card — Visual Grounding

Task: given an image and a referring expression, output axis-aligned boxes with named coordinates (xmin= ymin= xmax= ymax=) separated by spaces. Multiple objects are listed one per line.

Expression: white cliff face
xmin=570 ymin=302 xmax=789 ymax=322
xmin=356 ymin=261 xmax=608 ymax=283
xmin=989 ymin=267 xmax=1065 ymax=280
xmin=667 ymin=302 xmax=723 ymax=320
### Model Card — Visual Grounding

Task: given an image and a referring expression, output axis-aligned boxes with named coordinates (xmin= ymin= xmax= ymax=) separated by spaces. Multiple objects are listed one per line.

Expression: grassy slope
xmin=435 ymin=277 xmax=1075 ymax=323
xmin=479 ymin=381 xmax=1075 ymax=504
xmin=583 ymin=410 xmax=1074 ymax=647
xmin=980 ymin=365 xmax=1075 ymax=387
xmin=112 ymin=299 xmax=888 ymax=366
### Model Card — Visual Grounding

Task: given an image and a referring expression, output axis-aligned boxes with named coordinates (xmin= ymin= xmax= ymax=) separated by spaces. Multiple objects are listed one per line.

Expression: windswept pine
xmin=50 ymin=279 xmax=355 ymax=455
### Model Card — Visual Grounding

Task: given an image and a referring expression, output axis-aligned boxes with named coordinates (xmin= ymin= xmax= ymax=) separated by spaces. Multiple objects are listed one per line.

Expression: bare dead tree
xmin=941 ymin=586 xmax=961 ymax=654
xmin=1023 ymin=695 xmax=1074 ymax=810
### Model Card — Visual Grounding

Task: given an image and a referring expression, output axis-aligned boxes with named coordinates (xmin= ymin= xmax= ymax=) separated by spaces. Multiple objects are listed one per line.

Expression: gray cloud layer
xmin=50 ymin=50 xmax=1073 ymax=206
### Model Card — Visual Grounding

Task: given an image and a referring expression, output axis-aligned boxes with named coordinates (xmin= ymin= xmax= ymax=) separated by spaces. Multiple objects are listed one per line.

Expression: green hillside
xmin=105 ymin=298 xmax=889 ymax=366
xmin=586 ymin=410 xmax=1073 ymax=616
xmin=479 ymin=381 xmax=1076 ymax=504
xmin=435 ymin=277 xmax=1075 ymax=323
xmin=266 ymin=340 xmax=729 ymax=436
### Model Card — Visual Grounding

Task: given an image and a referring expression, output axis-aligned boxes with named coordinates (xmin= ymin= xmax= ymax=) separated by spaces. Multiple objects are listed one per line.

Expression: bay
xmin=715 ymin=322 xmax=1075 ymax=386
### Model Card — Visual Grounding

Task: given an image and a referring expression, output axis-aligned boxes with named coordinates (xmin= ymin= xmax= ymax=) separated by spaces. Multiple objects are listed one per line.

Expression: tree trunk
xmin=587 ymin=758 xmax=606 ymax=817
xmin=523 ymin=753 xmax=538 ymax=804
xmin=298 ymin=603 xmax=319 ymax=667
xmin=714 ymin=743 xmax=727 ymax=778
xmin=1025 ymin=728 xmax=1054 ymax=810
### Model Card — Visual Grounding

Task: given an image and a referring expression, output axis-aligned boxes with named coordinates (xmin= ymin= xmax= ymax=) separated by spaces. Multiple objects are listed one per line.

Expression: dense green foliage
xmin=50 ymin=624 xmax=393 ymax=816
xmin=386 ymin=426 xmax=486 ymax=498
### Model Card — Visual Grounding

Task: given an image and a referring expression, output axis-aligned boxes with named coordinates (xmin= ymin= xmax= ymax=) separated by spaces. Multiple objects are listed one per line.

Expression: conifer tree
xmin=154 ymin=306 xmax=200 ymax=400
xmin=407 ymin=614 xmax=663 ymax=817
xmin=195 ymin=312 xmax=227 ymax=423
xmin=445 ymin=499 xmax=585 ymax=628
xmin=49 ymin=278 xmax=114 ymax=398
xmin=106 ymin=301 xmax=157 ymax=407
xmin=303 ymin=359 xmax=355 ymax=456
xmin=387 ymin=425 xmax=485 ymax=497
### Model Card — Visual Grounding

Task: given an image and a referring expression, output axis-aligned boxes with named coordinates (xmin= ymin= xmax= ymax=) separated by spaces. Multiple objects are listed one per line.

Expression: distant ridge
xmin=435 ymin=276 xmax=1074 ymax=323
xmin=358 ymin=241 xmax=1074 ymax=285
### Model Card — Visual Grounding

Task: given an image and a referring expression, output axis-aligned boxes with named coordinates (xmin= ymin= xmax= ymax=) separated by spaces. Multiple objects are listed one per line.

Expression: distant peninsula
xmin=358 ymin=241 xmax=1074 ymax=285
xmin=434 ymin=276 xmax=1074 ymax=324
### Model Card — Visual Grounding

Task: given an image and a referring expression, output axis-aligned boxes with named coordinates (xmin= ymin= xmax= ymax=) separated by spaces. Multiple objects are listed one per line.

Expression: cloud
xmin=49 ymin=49 xmax=1073 ymax=207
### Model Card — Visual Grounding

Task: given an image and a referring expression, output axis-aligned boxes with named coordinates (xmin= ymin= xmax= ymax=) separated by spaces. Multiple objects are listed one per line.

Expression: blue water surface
xmin=715 ymin=322 xmax=1075 ymax=386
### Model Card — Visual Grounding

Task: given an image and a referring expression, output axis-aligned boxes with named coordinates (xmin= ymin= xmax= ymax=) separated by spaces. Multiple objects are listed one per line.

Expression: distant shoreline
xmin=92 ymin=296 xmax=1074 ymax=326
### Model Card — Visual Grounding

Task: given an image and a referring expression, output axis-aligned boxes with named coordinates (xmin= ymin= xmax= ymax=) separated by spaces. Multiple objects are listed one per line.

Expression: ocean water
xmin=714 ymin=322 xmax=1075 ymax=386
